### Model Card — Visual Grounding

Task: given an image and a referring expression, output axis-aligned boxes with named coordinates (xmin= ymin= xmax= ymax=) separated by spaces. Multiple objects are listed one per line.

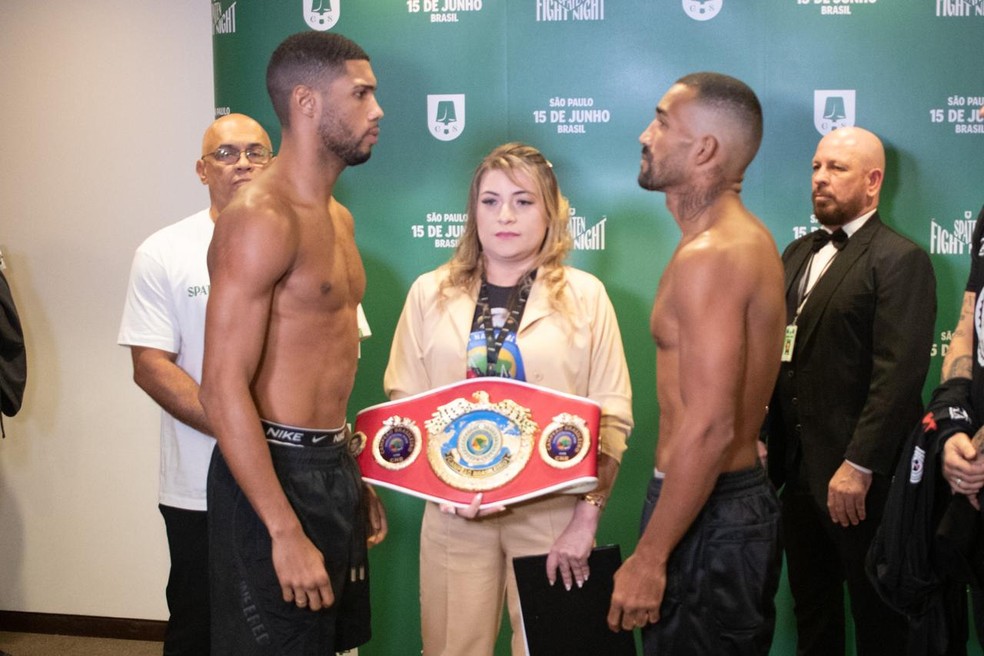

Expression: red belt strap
xmin=353 ymin=378 xmax=600 ymax=509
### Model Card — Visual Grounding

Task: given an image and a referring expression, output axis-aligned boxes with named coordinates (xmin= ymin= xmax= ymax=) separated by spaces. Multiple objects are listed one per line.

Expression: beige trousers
xmin=419 ymin=494 xmax=579 ymax=656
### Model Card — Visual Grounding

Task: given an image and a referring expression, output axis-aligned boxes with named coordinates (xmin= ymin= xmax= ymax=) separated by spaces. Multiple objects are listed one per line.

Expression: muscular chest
xmin=281 ymin=209 xmax=366 ymax=311
xmin=650 ymin=274 xmax=678 ymax=350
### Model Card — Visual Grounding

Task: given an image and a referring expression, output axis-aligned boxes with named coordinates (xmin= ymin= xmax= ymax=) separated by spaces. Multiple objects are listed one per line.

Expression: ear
xmin=291 ymin=84 xmax=320 ymax=122
xmin=866 ymin=167 xmax=884 ymax=195
xmin=694 ymin=134 xmax=719 ymax=167
xmin=196 ymin=158 xmax=208 ymax=185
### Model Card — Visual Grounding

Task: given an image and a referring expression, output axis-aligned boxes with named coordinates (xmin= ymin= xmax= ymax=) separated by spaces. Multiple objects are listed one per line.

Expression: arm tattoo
xmin=943 ymin=354 xmax=973 ymax=382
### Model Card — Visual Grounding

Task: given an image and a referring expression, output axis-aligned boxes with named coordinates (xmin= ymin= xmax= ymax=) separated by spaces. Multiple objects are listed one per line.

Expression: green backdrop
xmin=209 ymin=1 xmax=984 ymax=653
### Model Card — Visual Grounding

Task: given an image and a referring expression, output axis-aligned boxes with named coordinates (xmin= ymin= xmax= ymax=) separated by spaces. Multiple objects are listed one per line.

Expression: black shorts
xmin=640 ymin=465 xmax=781 ymax=656
xmin=207 ymin=432 xmax=370 ymax=656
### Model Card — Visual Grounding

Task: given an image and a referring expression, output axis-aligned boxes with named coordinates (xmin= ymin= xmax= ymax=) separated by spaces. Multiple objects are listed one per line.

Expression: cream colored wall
xmin=0 ymin=1 xmax=214 ymax=619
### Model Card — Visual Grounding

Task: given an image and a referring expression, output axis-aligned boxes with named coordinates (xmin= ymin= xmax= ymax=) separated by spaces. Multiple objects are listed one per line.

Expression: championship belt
xmin=352 ymin=378 xmax=600 ymax=509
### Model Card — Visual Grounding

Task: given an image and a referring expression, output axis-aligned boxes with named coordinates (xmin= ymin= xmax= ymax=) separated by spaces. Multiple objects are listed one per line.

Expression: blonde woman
xmin=384 ymin=142 xmax=633 ymax=655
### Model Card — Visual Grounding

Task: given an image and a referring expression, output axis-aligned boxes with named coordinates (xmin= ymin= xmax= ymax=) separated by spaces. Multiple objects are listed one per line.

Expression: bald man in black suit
xmin=765 ymin=126 xmax=936 ymax=656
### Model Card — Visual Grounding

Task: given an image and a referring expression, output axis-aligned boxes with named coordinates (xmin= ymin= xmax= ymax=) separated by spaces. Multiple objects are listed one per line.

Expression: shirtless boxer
xmin=608 ymin=72 xmax=785 ymax=656
xmin=199 ymin=32 xmax=385 ymax=655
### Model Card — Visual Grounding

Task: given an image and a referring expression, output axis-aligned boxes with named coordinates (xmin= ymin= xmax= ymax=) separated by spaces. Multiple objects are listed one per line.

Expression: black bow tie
xmin=812 ymin=229 xmax=848 ymax=252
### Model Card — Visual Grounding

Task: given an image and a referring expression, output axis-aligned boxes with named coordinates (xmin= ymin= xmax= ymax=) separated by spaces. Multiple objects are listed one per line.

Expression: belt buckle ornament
xmin=424 ymin=390 xmax=537 ymax=491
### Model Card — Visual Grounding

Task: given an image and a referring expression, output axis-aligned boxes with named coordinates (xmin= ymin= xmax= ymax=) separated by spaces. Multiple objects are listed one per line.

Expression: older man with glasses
xmin=118 ymin=113 xmax=272 ymax=656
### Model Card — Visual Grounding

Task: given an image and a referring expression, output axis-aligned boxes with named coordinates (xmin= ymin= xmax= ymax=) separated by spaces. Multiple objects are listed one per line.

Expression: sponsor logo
xmin=569 ymin=212 xmax=607 ymax=251
xmin=187 ymin=284 xmax=211 ymax=298
xmin=265 ymin=427 xmax=304 ymax=443
xmin=683 ymin=0 xmax=723 ymax=20
xmin=304 ymin=0 xmax=340 ymax=31
xmin=536 ymin=0 xmax=605 ymax=22
xmin=428 ymin=94 xmax=466 ymax=141
xmin=814 ymin=90 xmax=855 ymax=135
xmin=936 ymin=0 xmax=984 ymax=16
xmin=239 ymin=580 xmax=270 ymax=646
xmin=950 ymin=407 xmax=973 ymax=423
xmin=929 ymin=211 xmax=976 ymax=255
xmin=909 ymin=445 xmax=925 ymax=484
xmin=212 ymin=1 xmax=236 ymax=35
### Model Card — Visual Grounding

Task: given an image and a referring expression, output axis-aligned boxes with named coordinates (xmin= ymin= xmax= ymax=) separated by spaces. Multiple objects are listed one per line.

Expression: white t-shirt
xmin=118 ymin=209 xmax=215 ymax=511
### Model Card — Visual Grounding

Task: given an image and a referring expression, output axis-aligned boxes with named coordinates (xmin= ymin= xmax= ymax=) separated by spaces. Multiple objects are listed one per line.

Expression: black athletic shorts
xmin=207 ymin=429 xmax=370 ymax=655
xmin=640 ymin=465 xmax=781 ymax=656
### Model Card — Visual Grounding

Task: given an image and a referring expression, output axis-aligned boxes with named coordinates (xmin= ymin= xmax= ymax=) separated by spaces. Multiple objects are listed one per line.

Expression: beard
xmin=638 ymin=147 xmax=684 ymax=192
xmin=319 ymin=113 xmax=372 ymax=167
xmin=812 ymin=191 xmax=864 ymax=227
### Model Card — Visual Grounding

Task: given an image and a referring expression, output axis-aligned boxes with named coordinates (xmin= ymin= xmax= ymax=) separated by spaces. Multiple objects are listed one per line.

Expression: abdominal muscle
xmin=653 ymin=348 xmax=762 ymax=476
xmin=252 ymin=303 xmax=361 ymax=430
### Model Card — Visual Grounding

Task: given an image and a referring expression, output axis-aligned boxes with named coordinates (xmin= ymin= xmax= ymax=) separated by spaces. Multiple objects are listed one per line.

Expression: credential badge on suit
xmin=782 ymin=324 xmax=798 ymax=362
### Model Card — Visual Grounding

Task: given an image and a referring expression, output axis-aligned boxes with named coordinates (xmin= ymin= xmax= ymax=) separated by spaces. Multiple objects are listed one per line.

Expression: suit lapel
xmin=784 ymin=240 xmax=814 ymax=304
xmin=794 ymin=214 xmax=881 ymax=349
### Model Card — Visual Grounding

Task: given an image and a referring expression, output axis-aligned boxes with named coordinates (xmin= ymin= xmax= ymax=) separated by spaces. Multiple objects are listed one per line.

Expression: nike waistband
xmin=262 ymin=419 xmax=348 ymax=448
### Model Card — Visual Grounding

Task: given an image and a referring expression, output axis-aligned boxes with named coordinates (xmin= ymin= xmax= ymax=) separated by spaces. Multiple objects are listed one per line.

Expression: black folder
xmin=512 ymin=544 xmax=637 ymax=656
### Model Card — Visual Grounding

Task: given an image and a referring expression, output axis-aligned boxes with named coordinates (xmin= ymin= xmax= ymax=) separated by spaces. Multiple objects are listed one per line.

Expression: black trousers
xmin=159 ymin=504 xmax=210 ymax=656
xmin=781 ymin=481 xmax=908 ymax=656
xmin=641 ymin=465 xmax=782 ymax=656
xmin=207 ymin=442 xmax=370 ymax=656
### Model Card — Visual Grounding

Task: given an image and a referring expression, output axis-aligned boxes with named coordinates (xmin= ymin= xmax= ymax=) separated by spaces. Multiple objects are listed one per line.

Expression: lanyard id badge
xmin=781 ymin=324 xmax=797 ymax=362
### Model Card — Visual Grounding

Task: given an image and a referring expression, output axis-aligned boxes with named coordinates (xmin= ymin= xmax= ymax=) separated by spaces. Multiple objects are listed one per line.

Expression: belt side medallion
xmin=371 ymin=416 xmax=422 ymax=470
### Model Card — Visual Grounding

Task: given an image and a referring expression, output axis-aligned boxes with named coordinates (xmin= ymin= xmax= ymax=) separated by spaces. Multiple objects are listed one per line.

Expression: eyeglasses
xmin=202 ymin=145 xmax=272 ymax=165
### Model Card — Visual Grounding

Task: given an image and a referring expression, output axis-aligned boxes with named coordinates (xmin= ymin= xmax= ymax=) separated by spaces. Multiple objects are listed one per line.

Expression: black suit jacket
xmin=766 ymin=213 xmax=937 ymax=508
xmin=0 ymin=269 xmax=26 ymax=418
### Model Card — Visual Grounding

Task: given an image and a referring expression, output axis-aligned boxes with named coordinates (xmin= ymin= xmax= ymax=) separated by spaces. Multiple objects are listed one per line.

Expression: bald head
xmin=817 ymin=126 xmax=885 ymax=174
xmin=200 ymin=113 xmax=271 ymax=158
xmin=811 ymin=126 xmax=885 ymax=227
xmin=196 ymin=114 xmax=273 ymax=219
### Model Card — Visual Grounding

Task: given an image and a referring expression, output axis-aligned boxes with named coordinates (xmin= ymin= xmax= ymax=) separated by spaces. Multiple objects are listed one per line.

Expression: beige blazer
xmin=383 ymin=265 xmax=633 ymax=461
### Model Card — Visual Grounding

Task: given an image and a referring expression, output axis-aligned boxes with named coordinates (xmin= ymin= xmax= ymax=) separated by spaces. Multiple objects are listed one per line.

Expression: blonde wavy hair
xmin=440 ymin=142 xmax=573 ymax=313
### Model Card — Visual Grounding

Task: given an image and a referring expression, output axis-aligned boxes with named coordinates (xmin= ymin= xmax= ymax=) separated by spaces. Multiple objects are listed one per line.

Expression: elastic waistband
xmin=262 ymin=418 xmax=348 ymax=448
xmin=650 ymin=464 xmax=768 ymax=498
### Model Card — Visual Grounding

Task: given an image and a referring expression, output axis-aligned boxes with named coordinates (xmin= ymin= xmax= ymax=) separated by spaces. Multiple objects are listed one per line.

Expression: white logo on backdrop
xmin=930 ymin=212 xmax=977 ymax=256
xmin=814 ymin=90 xmax=856 ymax=134
xmin=570 ymin=214 xmax=607 ymax=251
xmin=936 ymin=0 xmax=984 ymax=17
xmin=683 ymin=0 xmax=723 ymax=20
xmin=304 ymin=0 xmax=340 ymax=31
xmin=428 ymin=94 xmax=466 ymax=141
xmin=212 ymin=1 xmax=237 ymax=34
xmin=535 ymin=0 xmax=605 ymax=21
